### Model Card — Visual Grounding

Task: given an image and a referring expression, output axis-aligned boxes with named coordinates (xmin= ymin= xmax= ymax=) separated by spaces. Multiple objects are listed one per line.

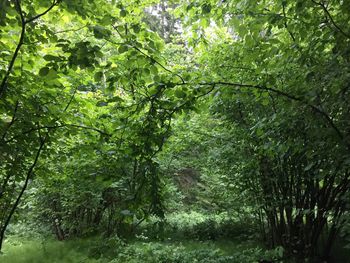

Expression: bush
xmin=138 ymin=212 xmax=259 ymax=242
xmin=217 ymin=219 xmax=258 ymax=239
xmin=88 ymin=236 xmax=126 ymax=259
xmin=184 ymin=218 xmax=218 ymax=240
xmin=109 ymin=242 xmax=284 ymax=263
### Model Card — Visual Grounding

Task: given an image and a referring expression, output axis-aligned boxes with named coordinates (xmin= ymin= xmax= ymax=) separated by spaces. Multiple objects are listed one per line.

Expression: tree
xmin=175 ymin=0 xmax=350 ymax=260
xmin=0 ymin=0 xmax=204 ymax=249
xmin=1 ymin=1 xmax=349 ymax=261
xmin=0 ymin=0 xmax=173 ymax=249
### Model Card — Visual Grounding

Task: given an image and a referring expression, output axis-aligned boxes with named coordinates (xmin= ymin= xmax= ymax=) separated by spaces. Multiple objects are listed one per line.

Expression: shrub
xmin=88 ymin=236 xmax=126 ymax=259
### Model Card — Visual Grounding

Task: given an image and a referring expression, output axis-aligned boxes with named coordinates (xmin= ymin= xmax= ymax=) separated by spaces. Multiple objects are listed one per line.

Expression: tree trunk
xmin=0 ymin=138 xmax=45 ymax=251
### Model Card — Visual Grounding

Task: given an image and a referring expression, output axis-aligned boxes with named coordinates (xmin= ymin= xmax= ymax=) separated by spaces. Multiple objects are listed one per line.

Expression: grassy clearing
xmin=0 ymin=212 xmax=279 ymax=263
xmin=1 ymin=238 xmax=102 ymax=263
xmin=1 ymin=236 xmax=268 ymax=263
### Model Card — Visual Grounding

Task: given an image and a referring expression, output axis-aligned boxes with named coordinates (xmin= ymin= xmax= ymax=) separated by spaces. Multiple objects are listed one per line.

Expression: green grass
xmin=0 ymin=236 xmax=264 ymax=263
xmin=2 ymin=210 xmax=349 ymax=263
xmin=1 ymin=237 xmax=104 ymax=263
xmin=0 ymin=212 xmax=276 ymax=263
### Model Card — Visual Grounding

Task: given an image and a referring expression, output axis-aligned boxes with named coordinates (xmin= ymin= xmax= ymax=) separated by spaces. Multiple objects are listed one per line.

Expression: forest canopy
xmin=0 ymin=0 xmax=350 ymax=262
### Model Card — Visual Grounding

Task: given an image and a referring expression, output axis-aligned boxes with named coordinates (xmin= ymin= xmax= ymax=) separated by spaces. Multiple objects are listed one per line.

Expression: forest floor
xmin=1 ymin=236 xmax=259 ymax=263
xmin=0 ymin=212 xmax=266 ymax=262
xmin=2 ymin=211 xmax=350 ymax=263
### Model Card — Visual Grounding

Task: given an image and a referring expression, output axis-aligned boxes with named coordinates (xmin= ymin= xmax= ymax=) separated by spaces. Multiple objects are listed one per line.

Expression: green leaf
xmin=143 ymin=68 xmax=150 ymax=76
xmin=39 ymin=67 xmax=49 ymax=76
xmin=120 ymin=9 xmax=127 ymax=17
xmin=120 ymin=209 xmax=133 ymax=216
xmin=43 ymin=55 xmax=61 ymax=62
xmin=175 ymin=89 xmax=186 ymax=98
xmin=94 ymin=71 xmax=103 ymax=82
xmin=256 ymin=128 xmax=264 ymax=137
xmin=201 ymin=4 xmax=211 ymax=14
xmin=200 ymin=18 xmax=209 ymax=28
xmin=304 ymin=163 xmax=314 ymax=171
xmin=132 ymin=24 xmax=141 ymax=33
xmin=92 ymin=25 xmax=111 ymax=39
xmin=262 ymin=99 xmax=269 ymax=106
xmin=118 ymin=45 xmax=128 ymax=53
xmin=46 ymin=69 xmax=58 ymax=79
xmin=150 ymin=65 xmax=158 ymax=75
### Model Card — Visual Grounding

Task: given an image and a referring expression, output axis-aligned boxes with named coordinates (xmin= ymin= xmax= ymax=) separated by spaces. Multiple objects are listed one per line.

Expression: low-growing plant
xmin=88 ymin=236 xmax=126 ymax=259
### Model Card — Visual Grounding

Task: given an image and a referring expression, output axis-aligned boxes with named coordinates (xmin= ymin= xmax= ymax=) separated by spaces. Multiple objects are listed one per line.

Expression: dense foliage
xmin=1 ymin=0 xmax=350 ymax=262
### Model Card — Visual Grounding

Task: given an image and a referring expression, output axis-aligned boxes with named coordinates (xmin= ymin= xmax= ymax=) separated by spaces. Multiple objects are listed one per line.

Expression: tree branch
xmin=177 ymin=81 xmax=348 ymax=150
xmin=0 ymin=0 xmax=60 ymax=99
xmin=0 ymin=0 xmax=26 ymax=99
xmin=131 ymin=44 xmax=185 ymax=84
xmin=25 ymin=0 xmax=59 ymax=24
xmin=282 ymin=2 xmax=296 ymax=42
xmin=5 ymin=123 xmax=110 ymax=143
xmin=0 ymin=136 xmax=46 ymax=251
xmin=67 ymin=124 xmax=110 ymax=136
xmin=63 ymin=87 xmax=77 ymax=112
xmin=311 ymin=0 xmax=350 ymax=39
xmin=54 ymin=24 xmax=89 ymax=35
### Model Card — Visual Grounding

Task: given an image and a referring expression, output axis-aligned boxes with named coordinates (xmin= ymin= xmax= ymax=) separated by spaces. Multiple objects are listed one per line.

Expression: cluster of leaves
xmin=0 ymin=0 xmax=199 ymax=248
xmin=107 ymin=242 xmax=283 ymax=263
xmin=176 ymin=0 xmax=350 ymax=260
xmin=136 ymin=211 xmax=257 ymax=242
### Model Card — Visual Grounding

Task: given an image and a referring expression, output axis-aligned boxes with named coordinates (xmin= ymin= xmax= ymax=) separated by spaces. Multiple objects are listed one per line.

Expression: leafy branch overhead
xmin=0 ymin=0 xmax=350 ymax=262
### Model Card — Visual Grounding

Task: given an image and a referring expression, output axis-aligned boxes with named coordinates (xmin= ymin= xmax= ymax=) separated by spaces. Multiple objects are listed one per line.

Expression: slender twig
xmin=63 ymin=87 xmax=77 ymax=112
xmin=167 ymin=84 xmax=216 ymax=117
xmin=5 ymin=123 xmax=111 ymax=143
xmin=67 ymin=124 xmax=110 ymax=136
xmin=25 ymin=1 xmax=58 ymax=24
xmin=54 ymin=24 xmax=89 ymax=35
xmin=282 ymin=3 xmax=296 ymax=42
xmin=131 ymin=45 xmax=185 ymax=84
